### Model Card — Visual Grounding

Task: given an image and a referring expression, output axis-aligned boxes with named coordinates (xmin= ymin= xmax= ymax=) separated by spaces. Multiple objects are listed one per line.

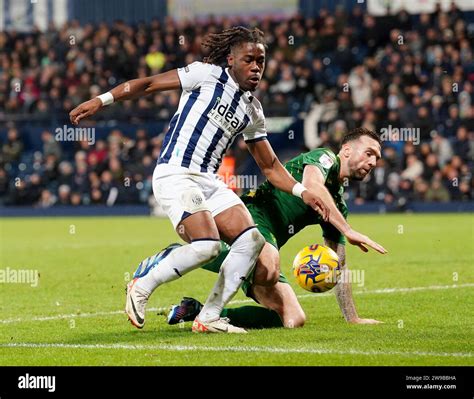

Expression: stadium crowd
xmin=0 ymin=5 xmax=473 ymax=207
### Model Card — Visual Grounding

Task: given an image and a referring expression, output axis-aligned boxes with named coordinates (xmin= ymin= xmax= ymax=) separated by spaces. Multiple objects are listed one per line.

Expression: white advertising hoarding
xmin=169 ymin=0 xmax=298 ymax=20
xmin=368 ymin=0 xmax=474 ymax=16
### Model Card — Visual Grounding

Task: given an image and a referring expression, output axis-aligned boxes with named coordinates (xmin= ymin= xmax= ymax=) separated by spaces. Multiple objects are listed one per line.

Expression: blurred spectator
xmin=397 ymin=178 xmax=414 ymax=205
xmin=0 ymin=168 xmax=9 ymax=204
xmin=413 ymin=178 xmax=429 ymax=201
xmin=37 ymin=189 xmax=56 ymax=208
xmin=70 ymin=192 xmax=83 ymax=206
xmin=2 ymin=128 xmax=23 ymax=163
xmin=425 ymin=179 xmax=450 ymax=202
xmin=431 ymin=133 xmax=454 ymax=167
xmin=348 ymin=65 xmax=372 ymax=108
xmin=452 ymin=126 xmax=471 ymax=163
xmin=401 ymin=154 xmax=424 ymax=181
xmin=26 ymin=174 xmax=43 ymax=204
xmin=444 ymin=105 xmax=462 ymax=138
xmin=0 ymin=10 xmax=473 ymax=207
xmin=42 ymin=130 xmax=62 ymax=159
xmin=57 ymin=184 xmax=71 ymax=205
xmin=421 ymin=153 xmax=439 ymax=182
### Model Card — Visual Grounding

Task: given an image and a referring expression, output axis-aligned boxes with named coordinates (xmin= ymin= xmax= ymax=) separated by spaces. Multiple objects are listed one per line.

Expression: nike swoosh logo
xmin=131 ymin=298 xmax=144 ymax=325
xmin=211 ymin=325 xmax=228 ymax=332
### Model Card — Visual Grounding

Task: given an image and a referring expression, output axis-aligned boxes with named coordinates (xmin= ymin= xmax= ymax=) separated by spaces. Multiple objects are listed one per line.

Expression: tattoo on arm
xmin=324 ymin=238 xmax=358 ymax=322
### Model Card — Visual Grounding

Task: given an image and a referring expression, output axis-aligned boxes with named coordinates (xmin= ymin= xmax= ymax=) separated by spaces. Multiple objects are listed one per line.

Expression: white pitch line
xmin=0 ymin=283 xmax=473 ymax=325
xmin=228 ymin=283 xmax=474 ymax=304
xmin=0 ymin=342 xmax=471 ymax=358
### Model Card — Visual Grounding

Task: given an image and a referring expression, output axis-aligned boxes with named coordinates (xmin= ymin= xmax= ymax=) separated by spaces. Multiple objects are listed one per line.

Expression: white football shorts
xmin=152 ymin=164 xmax=243 ymax=230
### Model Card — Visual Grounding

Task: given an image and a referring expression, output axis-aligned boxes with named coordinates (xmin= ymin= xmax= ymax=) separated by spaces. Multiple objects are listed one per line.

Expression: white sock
xmin=136 ymin=239 xmax=221 ymax=294
xmin=198 ymin=227 xmax=265 ymax=323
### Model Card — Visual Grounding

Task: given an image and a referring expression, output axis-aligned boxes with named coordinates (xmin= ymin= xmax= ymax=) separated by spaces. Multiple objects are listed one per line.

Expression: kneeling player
xmin=137 ymin=128 xmax=387 ymax=328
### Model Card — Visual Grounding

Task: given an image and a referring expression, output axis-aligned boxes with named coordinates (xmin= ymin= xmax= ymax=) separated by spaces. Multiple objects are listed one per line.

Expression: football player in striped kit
xmin=70 ymin=27 xmax=329 ymax=333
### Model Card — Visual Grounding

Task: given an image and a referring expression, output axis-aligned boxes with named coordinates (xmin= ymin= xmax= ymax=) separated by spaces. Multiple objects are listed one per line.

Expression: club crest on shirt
xmin=319 ymin=153 xmax=334 ymax=169
xmin=191 ymin=194 xmax=203 ymax=206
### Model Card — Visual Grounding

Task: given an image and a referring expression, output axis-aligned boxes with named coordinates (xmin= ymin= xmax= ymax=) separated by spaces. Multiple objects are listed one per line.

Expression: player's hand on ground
xmin=344 ymin=228 xmax=387 ymax=254
xmin=301 ymin=190 xmax=330 ymax=221
xmin=70 ymin=98 xmax=102 ymax=125
xmin=348 ymin=317 xmax=384 ymax=324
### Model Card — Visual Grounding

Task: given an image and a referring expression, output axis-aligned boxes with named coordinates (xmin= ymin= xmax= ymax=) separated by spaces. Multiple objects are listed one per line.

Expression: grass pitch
xmin=0 ymin=213 xmax=473 ymax=366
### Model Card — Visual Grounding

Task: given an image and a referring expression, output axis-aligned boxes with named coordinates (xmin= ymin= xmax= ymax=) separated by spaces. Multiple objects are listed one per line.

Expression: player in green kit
xmin=137 ymin=128 xmax=387 ymax=328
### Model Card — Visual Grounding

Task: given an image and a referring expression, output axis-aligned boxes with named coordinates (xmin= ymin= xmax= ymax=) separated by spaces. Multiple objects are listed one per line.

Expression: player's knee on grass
xmin=252 ymin=282 xmax=306 ymax=328
xmin=274 ymin=302 xmax=306 ymax=328
xmin=269 ymin=296 xmax=306 ymax=328
xmin=284 ymin=309 xmax=306 ymax=328
xmin=189 ymin=240 xmax=221 ymax=264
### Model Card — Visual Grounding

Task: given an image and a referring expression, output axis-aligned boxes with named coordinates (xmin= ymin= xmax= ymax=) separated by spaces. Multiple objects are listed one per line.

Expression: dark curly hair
xmin=202 ymin=26 xmax=266 ymax=66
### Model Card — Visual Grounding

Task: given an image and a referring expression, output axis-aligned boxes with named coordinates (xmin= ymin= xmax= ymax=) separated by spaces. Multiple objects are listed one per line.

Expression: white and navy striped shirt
xmin=158 ymin=62 xmax=267 ymax=173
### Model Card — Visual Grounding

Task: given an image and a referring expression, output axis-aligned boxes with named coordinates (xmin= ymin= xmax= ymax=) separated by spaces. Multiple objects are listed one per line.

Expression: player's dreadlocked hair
xmin=202 ymin=26 xmax=266 ymax=66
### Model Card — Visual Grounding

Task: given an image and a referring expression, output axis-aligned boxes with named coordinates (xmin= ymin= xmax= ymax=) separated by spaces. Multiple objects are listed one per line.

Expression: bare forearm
xmin=326 ymin=240 xmax=359 ymax=322
xmin=246 ymin=140 xmax=297 ymax=194
xmin=109 ymin=77 xmax=154 ymax=102
xmin=245 ymin=140 xmax=329 ymax=219
xmin=312 ymin=183 xmax=349 ymax=232
xmin=109 ymin=69 xmax=180 ymax=102
xmin=264 ymin=160 xmax=298 ymax=194
xmin=70 ymin=70 xmax=180 ymax=125
xmin=302 ymin=169 xmax=349 ymax=232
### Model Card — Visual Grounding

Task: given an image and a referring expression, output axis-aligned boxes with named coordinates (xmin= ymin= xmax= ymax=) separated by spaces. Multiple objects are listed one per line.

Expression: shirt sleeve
xmin=177 ymin=61 xmax=213 ymax=91
xmin=242 ymin=104 xmax=268 ymax=143
xmin=302 ymin=149 xmax=337 ymax=182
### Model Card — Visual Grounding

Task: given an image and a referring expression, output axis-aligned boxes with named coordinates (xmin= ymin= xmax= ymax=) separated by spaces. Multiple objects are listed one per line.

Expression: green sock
xmin=221 ymin=306 xmax=283 ymax=329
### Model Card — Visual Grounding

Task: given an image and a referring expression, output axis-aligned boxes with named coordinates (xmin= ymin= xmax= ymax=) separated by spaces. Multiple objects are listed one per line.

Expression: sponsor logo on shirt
xmin=208 ymin=97 xmax=246 ymax=135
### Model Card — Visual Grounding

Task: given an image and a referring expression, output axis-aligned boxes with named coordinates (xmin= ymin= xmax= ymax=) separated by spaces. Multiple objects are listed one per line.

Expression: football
xmin=292 ymin=244 xmax=341 ymax=293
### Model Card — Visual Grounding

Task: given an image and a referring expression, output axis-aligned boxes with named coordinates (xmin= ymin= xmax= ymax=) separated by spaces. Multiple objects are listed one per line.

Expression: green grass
xmin=0 ymin=214 xmax=473 ymax=366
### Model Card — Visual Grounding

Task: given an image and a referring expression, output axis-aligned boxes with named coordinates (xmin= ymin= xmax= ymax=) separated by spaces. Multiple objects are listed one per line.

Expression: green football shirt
xmin=242 ymin=148 xmax=348 ymax=248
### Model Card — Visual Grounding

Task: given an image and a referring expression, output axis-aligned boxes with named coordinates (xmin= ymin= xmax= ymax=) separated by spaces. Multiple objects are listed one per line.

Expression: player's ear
xmin=341 ymin=143 xmax=351 ymax=158
xmin=227 ymin=53 xmax=234 ymax=67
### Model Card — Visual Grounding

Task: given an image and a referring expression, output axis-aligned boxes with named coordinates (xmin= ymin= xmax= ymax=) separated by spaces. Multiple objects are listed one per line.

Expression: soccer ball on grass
xmin=292 ymin=244 xmax=340 ymax=293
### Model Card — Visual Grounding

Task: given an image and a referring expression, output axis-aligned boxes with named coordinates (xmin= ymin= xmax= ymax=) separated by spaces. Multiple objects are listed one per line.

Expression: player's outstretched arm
xmin=325 ymin=239 xmax=383 ymax=325
xmin=303 ymin=165 xmax=387 ymax=254
xmin=70 ymin=70 xmax=181 ymax=125
xmin=247 ymin=139 xmax=329 ymax=221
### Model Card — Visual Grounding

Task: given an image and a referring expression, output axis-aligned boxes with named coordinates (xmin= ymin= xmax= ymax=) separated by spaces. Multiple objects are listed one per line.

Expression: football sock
xmin=136 ymin=239 xmax=221 ymax=294
xmin=201 ymin=241 xmax=230 ymax=273
xmin=221 ymin=306 xmax=283 ymax=329
xmin=197 ymin=227 xmax=265 ymax=323
xmin=202 ymin=242 xmax=284 ymax=328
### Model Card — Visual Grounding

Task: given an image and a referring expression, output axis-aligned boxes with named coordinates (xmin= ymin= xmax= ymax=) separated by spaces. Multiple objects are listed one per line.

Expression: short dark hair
xmin=202 ymin=26 xmax=266 ymax=66
xmin=340 ymin=128 xmax=381 ymax=147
